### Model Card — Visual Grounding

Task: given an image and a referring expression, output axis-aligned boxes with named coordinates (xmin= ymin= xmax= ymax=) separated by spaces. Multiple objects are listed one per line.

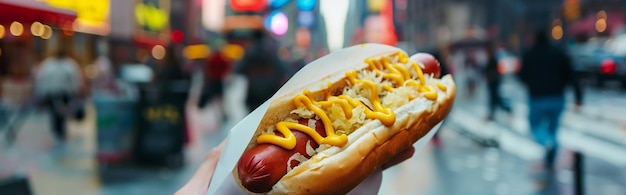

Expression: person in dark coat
xmin=430 ymin=48 xmax=449 ymax=76
xmin=234 ymin=31 xmax=288 ymax=112
xmin=199 ymin=50 xmax=232 ymax=108
xmin=518 ymin=31 xmax=583 ymax=173
xmin=484 ymin=42 xmax=511 ymax=121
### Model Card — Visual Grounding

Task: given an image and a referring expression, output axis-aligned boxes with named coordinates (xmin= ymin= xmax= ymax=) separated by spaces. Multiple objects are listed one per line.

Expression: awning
xmin=0 ymin=0 xmax=76 ymax=25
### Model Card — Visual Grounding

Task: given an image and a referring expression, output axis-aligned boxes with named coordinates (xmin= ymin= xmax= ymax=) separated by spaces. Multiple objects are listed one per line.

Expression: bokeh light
xmin=367 ymin=0 xmax=383 ymax=12
xmin=0 ymin=25 xmax=5 ymax=39
xmin=202 ymin=0 xmax=226 ymax=32
xmin=269 ymin=0 xmax=289 ymax=8
xmin=30 ymin=22 xmax=44 ymax=37
xmin=265 ymin=11 xmax=288 ymax=36
xmin=41 ymin=25 xmax=53 ymax=39
xmin=296 ymin=0 xmax=316 ymax=11
xmin=552 ymin=25 xmax=563 ymax=40
xmin=596 ymin=18 xmax=607 ymax=33
xmin=183 ymin=44 xmax=211 ymax=59
xmin=63 ymin=21 xmax=75 ymax=36
xmin=229 ymin=0 xmax=267 ymax=12
xmin=171 ymin=30 xmax=184 ymax=43
xmin=222 ymin=44 xmax=244 ymax=60
xmin=298 ymin=11 xmax=315 ymax=27
xmin=151 ymin=45 xmax=166 ymax=59
xmin=597 ymin=10 xmax=607 ymax=20
xmin=10 ymin=21 xmax=24 ymax=36
xmin=296 ymin=28 xmax=311 ymax=49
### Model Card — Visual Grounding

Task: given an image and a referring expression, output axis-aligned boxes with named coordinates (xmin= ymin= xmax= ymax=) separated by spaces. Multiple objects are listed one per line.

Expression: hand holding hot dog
xmin=178 ymin=45 xmax=456 ymax=195
xmin=233 ymin=49 xmax=455 ymax=194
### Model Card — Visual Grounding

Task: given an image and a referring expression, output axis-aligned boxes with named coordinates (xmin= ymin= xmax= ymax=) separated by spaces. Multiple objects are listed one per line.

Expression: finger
xmin=205 ymin=139 xmax=227 ymax=162
xmin=348 ymin=169 xmax=382 ymax=195
xmin=176 ymin=139 xmax=227 ymax=195
xmin=382 ymin=146 xmax=415 ymax=170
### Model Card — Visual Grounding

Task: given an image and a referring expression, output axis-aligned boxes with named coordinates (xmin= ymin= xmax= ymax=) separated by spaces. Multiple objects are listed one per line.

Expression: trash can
xmin=94 ymin=92 xmax=137 ymax=164
xmin=134 ymin=80 xmax=189 ymax=168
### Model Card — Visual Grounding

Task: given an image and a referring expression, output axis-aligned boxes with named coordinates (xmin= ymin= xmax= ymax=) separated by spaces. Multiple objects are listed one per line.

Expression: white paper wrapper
xmin=207 ymin=43 xmax=444 ymax=195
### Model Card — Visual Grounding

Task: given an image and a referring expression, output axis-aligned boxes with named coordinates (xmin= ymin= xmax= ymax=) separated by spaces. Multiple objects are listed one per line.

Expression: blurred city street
xmin=1 ymin=76 xmax=625 ymax=194
xmin=3 ymin=0 xmax=626 ymax=194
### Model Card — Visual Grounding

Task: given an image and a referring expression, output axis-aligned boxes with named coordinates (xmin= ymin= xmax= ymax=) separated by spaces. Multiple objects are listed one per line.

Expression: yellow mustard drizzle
xmin=394 ymin=64 xmax=412 ymax=80
xmin=382 ymin=84 xmax=395 ymax=92
xmin=257 ymin=93 xmax=349 ymax=149
xmin=410 ymin=62 xmax=425 ymax=86
xmin=257 ymin=51 xmax=443 ymax=150
xmin=437 ymin=83 xmax=448 ymax=91
xmin=345 ymin=72 xmax=396 ymax=126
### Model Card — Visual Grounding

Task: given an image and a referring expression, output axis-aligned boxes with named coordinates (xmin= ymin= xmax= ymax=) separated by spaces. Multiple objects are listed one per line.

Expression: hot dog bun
xmin=233 ymin=51 xmax=456 ymax=195
xmin=273 ymin=75 xmax=454 ymax=194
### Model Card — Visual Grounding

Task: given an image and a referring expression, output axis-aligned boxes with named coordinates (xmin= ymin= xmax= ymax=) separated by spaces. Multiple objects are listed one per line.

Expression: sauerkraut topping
xmin=257 ymin=51 xmax=442 ymax=150
xmin=305 ymin=140 xmax=316 ymax=156
xmin=287 ymin=153 xmax=309 ymax=172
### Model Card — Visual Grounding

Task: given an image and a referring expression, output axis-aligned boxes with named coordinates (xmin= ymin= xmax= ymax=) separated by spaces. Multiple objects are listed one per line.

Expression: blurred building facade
xmin=0 ymin=0 xmax=110 ymax=102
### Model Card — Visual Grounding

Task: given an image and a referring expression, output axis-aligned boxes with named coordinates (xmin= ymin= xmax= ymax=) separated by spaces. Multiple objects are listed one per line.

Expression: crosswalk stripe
xmin=449 ymin=107 xmax=626 ymax=167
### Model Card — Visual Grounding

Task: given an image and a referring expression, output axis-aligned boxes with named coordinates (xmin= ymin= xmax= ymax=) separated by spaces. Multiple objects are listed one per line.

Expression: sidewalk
xmin=380 ymin=126 xmax=537 ymax=195
xmin=447 ymin=77 xmax=626 ymax=194
xmin=0 ymin=99 xmax=228 ymax=195
xmin=461 ymin=77 xmax=626 ymax=161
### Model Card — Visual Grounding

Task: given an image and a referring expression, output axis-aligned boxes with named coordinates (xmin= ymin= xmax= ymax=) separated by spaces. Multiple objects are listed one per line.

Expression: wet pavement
xmin=1 ymin=77 xmax=625 ymax=195
xmin=0 ymin=104 xmax=228 ymax=195
xmin=445 ymin=74 xmax=626 ymax=195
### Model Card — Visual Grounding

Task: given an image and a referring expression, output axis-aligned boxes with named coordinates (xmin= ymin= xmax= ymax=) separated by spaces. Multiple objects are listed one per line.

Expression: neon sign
xmin=296 ymin=0 xmax=315 ymax=11
xmin=135 ymin=2 xmax=169 ymax=31
xmin=44 ymin=0 xmax=110 ymax=35
xmin=229 ymin=0 xmax=267 ymax=12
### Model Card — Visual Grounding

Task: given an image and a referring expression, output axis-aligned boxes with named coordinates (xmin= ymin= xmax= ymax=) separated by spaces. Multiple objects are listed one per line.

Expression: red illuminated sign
xmin=229 ymin=0 xmax=267 ymax=12
xmin=171 ymin=30 xmax=184 ymax=43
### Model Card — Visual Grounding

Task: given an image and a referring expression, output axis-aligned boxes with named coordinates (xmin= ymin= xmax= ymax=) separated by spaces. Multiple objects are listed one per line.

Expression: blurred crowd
xmin=0 ymin=28 xmax=304 ymax=141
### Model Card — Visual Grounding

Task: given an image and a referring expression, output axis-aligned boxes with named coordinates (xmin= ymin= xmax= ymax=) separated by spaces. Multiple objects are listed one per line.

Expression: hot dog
xmin=233 ymin=50 xmax=455 ymax=194
xmin=237 ymin=119 xmax=326 ymax=193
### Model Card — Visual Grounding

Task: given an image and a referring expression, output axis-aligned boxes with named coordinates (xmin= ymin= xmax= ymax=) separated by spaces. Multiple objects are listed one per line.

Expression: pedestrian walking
xmin=35 ymin=46 xmax=84 ymax=141
xmin=199 ymin=47 xmax=232 ymax=109
xmin=233 ymin=31 xmax=288 ymax=113
xmin=518 ymin=31 xmax=583 ymax=185
xmin=484 ymin=42 xmax=511 ymax=121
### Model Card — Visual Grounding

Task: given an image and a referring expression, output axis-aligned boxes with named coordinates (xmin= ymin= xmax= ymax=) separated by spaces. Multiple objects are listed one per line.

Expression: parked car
xmin=569 ymin=39 xmax=626 ymax=89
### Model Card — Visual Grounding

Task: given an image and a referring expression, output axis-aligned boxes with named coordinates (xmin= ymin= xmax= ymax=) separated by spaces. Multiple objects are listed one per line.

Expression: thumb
xmin=347 ymin=169 xmax=383 ymax=195
xmin=382 ymin=146 xmax=416 ymax=170
xmin=176 ymin=140 xmax=226 ymax=195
